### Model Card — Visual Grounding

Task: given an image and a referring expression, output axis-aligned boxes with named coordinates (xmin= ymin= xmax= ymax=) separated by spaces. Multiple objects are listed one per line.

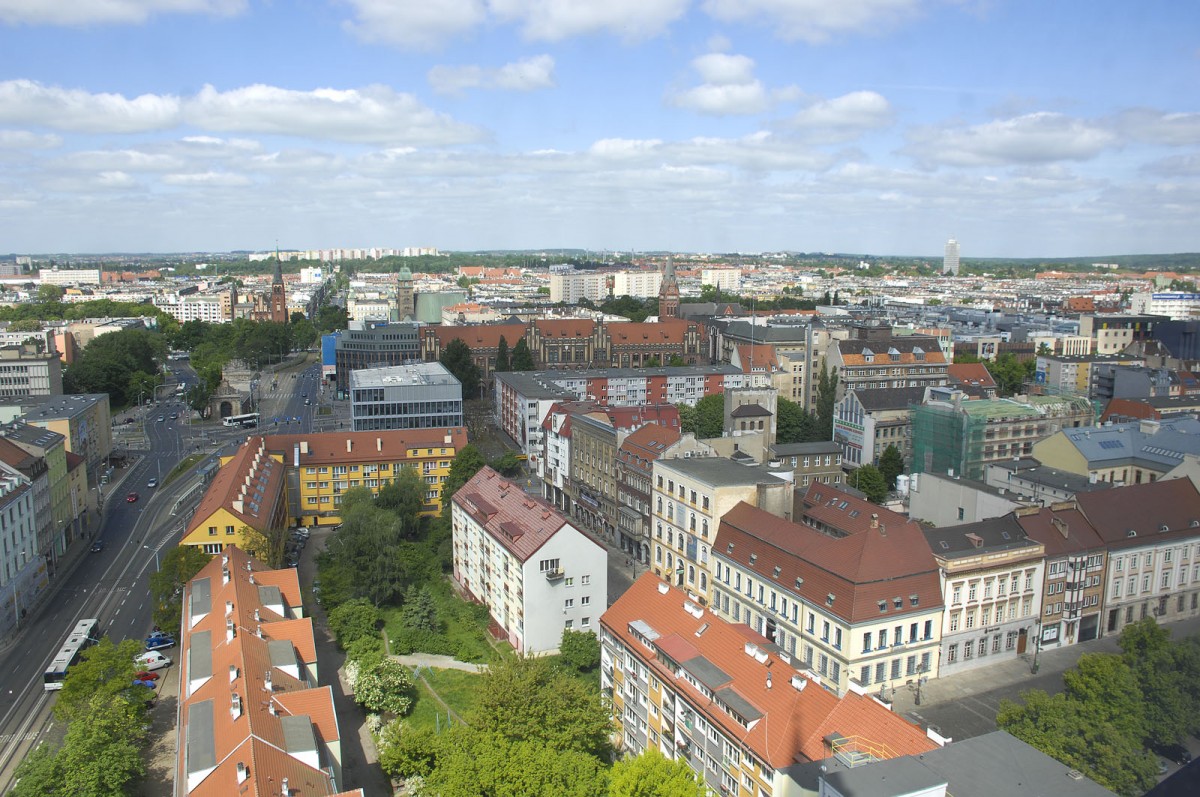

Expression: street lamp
xmin=143 ymin=544 xmax=160 ymax=571
xmin=1030 ymin=620 xmax=1042 ymax=674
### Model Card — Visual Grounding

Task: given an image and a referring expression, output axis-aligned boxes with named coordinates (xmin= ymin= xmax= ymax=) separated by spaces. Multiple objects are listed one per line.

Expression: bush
xmin=345 ymin=635 xmax=385 ymax=661
xmin=559 ymin=630 xmax=600 ymax=672
xmin=327 ymin=598 xmax=379 ymax=651
xmin=379 ymin=722 xmax=440 ymax=780
xmin=353 ymin=654 xmax=416 ymax=716
xmin=392 ymin=628 xmax=456 ymax=657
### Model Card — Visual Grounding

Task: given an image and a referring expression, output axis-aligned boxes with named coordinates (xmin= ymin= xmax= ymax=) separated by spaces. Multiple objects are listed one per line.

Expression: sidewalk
xmin=390 ymin=653 xmax=487 ymax=673
xmin=891 ymin=613 xmax=1200 ymax=716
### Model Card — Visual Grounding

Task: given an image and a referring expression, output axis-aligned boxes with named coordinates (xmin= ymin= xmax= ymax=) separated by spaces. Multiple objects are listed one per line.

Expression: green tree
xmin=496 ymin=335 xmax=511 ymax=372
xmin=315 ymin=304 xmax=349 ymax=333
xmin=610 ymin=748 xmax=707 ymax=797
xmin=848 ymin=464 xmax=888 ymax=503
xmin=441 ymin=338 xmax=482 ymax=398
xmin=54 ymin=637 xmax=148 ymax=722
xmin=682 ymin=394 xmax=724 ymax=438
xmin=471 ymin=655 xmax=612 ymax=760
xmin=374 ymin=467 xmax=427 ymax=534
xmin=558 ymin=629 xmax=600 ymax=672
xmin=511 ymin=336 xmax=535 ymax=370
xmin=489 ymin=451 xmax=523 ymax=476
xmin=426 ymin=729 xmax=609 ymax=797
xmin=1062 ymin=653 xmax=1149 ymax=745
xmin=149 ymin=545 xmax=212 ymax=635
xmin=64 ymin=328 xmax=165 ymax=406
xmin=814 ymin=359 xmax=839 ymax=440
xmin=53 ymin=692 xmax=148 ymax=796
xmin=643 ymin=356 xmax=661 ymax=367
xmin=998 ymin=689 xmax=1156 ymax=796
xmin=400 ymin=585 xmax=440 ymax=633
xmin=776 ymin=397 xmax=817 ymax=444
xmin=877 ymin=444 xmax=905 ymax=491
xmin=239 ymin=524 xmax=284 ymax=569
xmin=327 ymin=598 xmax=380 ymax=650
xmin=11 ymin=743 xmax=61 ymax=796
xmin=675 ymin=402 xmax=696 ymax=435
xmin=986 ymin=352 xmax=1033 ymax=397
xmin=667 ymin=354 xmax=686 ymax=367
xmin=441 ymin=445 xmax=488 ymax=508
xmin=352 ymin=652 xmax=416 ymax=716
xmin=378 ymin=721 xmax=440 ymax=779
xmin=37 ymin=284 xmax=65 ymax=302
xmin=1119 ymin=618 xmax=1198 ymax=746
xmin=291 ymin=317 xmax=318 ymax=350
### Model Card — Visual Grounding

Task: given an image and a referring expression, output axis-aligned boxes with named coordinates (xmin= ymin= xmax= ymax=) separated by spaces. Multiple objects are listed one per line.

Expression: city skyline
xmin=0 ymin=1 xmax=1197 ymax=258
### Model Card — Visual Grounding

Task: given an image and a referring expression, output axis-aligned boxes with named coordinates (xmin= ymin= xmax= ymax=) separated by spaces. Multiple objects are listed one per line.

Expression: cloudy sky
xmin=1 ymin=1 xmax=1197 ymax=258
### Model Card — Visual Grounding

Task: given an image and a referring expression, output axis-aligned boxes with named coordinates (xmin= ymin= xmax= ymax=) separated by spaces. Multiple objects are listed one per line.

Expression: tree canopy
xmin=847 ymin=463 xmax=888 ymax=503
xmin=511 ymin=337 xmax=535 ymax=371
xmin=878 ymin=444 xmax=905 ymax=490
xmin=814 ymin=359 xmax=839 ymax=440
xmin=441 ymin=338 xmax=482 ymax=398
xmin=679 ymin=394 xmax=723 ymax=438
xmin=149 ymin=545 xmax=211 ymax=634
xmin=610 ymin=748 xmax=707 ymax=797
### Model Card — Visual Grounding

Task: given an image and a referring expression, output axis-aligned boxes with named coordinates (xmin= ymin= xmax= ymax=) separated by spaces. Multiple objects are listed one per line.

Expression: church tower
xmin=658 ymin=257 xmax=679 ymax=320
xmin=397 ymin=265 xmax=415 ymax=321
xmin=270 ymin=250 xmax=288 ymax=323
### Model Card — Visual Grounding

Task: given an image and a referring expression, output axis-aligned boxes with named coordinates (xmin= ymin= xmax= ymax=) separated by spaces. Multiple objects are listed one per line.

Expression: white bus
xmin=222 ymin=412 xmax=260 ymax=428
xmin=44 ymin=618 xmax=100 ymax=691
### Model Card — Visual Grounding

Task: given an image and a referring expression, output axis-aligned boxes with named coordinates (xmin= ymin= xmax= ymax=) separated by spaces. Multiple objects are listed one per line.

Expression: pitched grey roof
xmin=1056 ymin=417 xmax=1200 ymax=471
xmin=850 ymin=386 xmax=928 ymax=411
xmin=923 ymin=515 xmax=1039 ymax=559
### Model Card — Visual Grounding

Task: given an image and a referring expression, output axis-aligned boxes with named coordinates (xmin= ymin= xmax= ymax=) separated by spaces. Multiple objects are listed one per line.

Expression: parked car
xmin=90 ymin=538 xmax=105 ymax=553
xmin=133 ymin=670 xmax=160 ymax=682
xmin=1157 ymin=744 xmax=1193 ymax=765
xmin=126 ymin=492 xmax=139 ymax=503
xmin=144 ymin=634 xmax=175 ymax=651
xmin=146 ymin=478 xmax=158 ymax=488
xmin=133 ymin=679 xmax=157 ymax=689
xmin=134 ymin=651 xmax=172 ymax=671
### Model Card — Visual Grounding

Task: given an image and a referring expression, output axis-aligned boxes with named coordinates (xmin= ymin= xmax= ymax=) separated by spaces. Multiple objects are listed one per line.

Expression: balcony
xmin=544 ymin=568 xmax=565 ymax=581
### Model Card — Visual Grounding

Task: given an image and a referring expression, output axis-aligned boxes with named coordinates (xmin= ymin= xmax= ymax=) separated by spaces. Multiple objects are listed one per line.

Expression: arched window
xmin=688 ymin=565 xmax=696 ymax=584
xmin=700 ymin=572 xmax=707 ymax=591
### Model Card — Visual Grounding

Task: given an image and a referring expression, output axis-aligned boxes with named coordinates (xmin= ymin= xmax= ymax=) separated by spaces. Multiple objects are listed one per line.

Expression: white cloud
xmin=183 ymin=84 xmax=484 ymax=146
xmin=0 ymin=0 xmax=245 ymax=26
xmin=0 ymin=79 xmax=180 ymax=133
xmin=702 ymin=0 xmax=924 ymax=44
xmin=1113 ymin=109 xmax=1200 ymax=147
xmin=488 ymin=0 xmax=688 ymax=42
xmin=162 ymin=171 xmax=251 ymax=186
xmin=342 ymin=0 xmax=487 ymax=50
xmin=786 ymin=90 xmax=893 ymax=140
xmin=0 ymin=129 xmax=60 ymax=148
xmin=54 ymin=149 xmax=184 ymax=172
xmin=429 ymin=55 xmax=556 ymax=94
xmin=669 ymin=52 xmax=798 ymax=116
xmin=905 ymin=112 xmax=1117 ymax=168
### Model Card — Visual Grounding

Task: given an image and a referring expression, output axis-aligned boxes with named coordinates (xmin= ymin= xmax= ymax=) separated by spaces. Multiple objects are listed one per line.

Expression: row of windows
xmin=858 ymin=652 xmax=932 ymax=685
xmin=950 ymin=571 xmax=1034 ymax=604
xmin=947 ymin=632 xmax=1019 ymax=663
xmin=1114 ymin=546 xmax=1198 ymax=570
xmin=949 ymin=600 xmax=1033 ymax=630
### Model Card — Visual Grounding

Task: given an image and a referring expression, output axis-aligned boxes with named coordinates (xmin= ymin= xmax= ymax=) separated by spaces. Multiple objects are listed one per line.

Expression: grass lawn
xmin=381 ymin=577 xmax=496 ymax=663
xmin=164 ymin=453 xmax=204 ymax=485
xmin=405 ymin=668 xmax=484 ymax=732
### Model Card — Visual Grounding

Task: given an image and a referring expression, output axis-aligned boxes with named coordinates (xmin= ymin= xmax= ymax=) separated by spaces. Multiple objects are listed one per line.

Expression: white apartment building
xmin=700 ymin=268 xmax=742 ymax=293
xmin=549 ymin=271 xmax=607 ymax=304
xmin=154 ymin=294 xmax=229 ymax=324
xmin=923 ymin=517 xmax=1045 ymax=676
xmin=611 ymin=270 xmax=662 ymax=299
xmin=39 ymin=268 xmax=101 ymax=286
xmin=1130 ymin=292 xmax=1200 ymax=320
xmin=0 ymin=473 xmax=39 ymax=640
xmin=451 ymin=466 xmax=607 ymax=654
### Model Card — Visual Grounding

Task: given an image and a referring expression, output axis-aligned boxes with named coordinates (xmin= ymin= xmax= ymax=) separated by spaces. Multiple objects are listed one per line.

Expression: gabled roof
xmin=730 ymin=403 xmax=771 ymax=418
xmin=1074 ymin=478 xmax=1200 ymax=546
xmin=922 ymin=515 xmax=1041 ymax=560
xmin=717 ymin=502 xmax=942 ymax=624
xmin=837 ymin=336 xmax=946 ymax=366
xmin=263 ymin=427 xmax=467 ymax=466
xmin=618 ymin=422 xmax=681 ymax=466
xmin=178 ymin=547 xmax=359 ymax=797
xmin=1014 ymin=504 xmax=1107 ymax=557
xmin=427 ymin=323 xmax=528 ymax=350
xmin=602 ymin=575 xmax=935 ymax=769
xmin=847 ymin=386 xmax=929 ymax=412
xmin=606 ymin=319 xmax=695 ymax=344
xmin=1051 ymin=417 xmax=1200 ymax=471
xmin=947 ymin=362 xmax=997 ymax=388
xmin=454 ymin=466 xmax=598 ymax=562
xmin=533 ymin=318 xmax=595 ymax=337
xmin=186 ymin=438 xmax=286 ymax=535
xmin=735 ymin=344 xmax=779 ymax=373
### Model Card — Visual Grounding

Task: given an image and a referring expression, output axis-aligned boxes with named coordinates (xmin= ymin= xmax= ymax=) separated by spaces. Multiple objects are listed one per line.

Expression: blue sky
xmin=0 ymin=1 xmax=1197 ymax=258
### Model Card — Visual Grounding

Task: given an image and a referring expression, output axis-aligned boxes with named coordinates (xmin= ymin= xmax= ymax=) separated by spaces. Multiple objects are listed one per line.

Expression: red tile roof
xmin=428 ymin=323 xmax=528 ymax=350
xmin=718 ymin=502 xmax=942 ymax=624
xmin=1014 ymin=506 xmax=1107 ymax=557
xmin=178 ymin=547 xmax=357 ymax=796
xmin=619 ymin=422 xmax=682 ymax=467
xmin=602 ymin=575 xmax=936 ymax=769
xmin=736 ymin=344 xmax=779 ymax=372
xmin=186 ymin=438 xmax=287 ymax=536
xmin=454 ymin=466 xmax=602 ymax=562
xmin=947 ymin=362 xmax=997 ymax=388
xmin=606 ymin=319 xmax=693 ymax=344
xmin=263 ymin=427 xmax=467 ymax=465
xmin=534 ymin=318 xmax=595 ymax=337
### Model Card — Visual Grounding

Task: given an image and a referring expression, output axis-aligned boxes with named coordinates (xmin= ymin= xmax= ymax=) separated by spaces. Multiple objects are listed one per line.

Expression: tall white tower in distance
xmin=944 ymin=238 xmax=960 ymax=276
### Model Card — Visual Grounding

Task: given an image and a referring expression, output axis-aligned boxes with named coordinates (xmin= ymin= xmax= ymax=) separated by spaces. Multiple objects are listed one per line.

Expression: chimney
xmin=1051 ymin=516 xmax=1069 ymax=538
xmin=281 ymin=777 xmax=289 ymax=795
xmin=256 ymin=624 xmax=263 ymax=638
xmin=253 ymin=608 xmax=260 ymax=622
xmin=870 ymin=513 xmax=879 ymax=529
xmin=766 ymin=671 xmax=773 ymax=690
xmin=236 ymin=762 xmax=248 ymax=784
xmin=346 ymin=438 xmax=352 ymax=453
xmin=265 ymin=670 xmax=273 ymax=691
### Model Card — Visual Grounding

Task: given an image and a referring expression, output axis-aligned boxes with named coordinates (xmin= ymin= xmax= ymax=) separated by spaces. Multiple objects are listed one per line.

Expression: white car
xmin=134 ymin=650 xmax=172 ymax=671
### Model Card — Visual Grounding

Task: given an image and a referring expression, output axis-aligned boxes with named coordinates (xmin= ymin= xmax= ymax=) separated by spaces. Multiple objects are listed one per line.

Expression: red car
xmin=126 ymin=492 xmax=139 ymax=503
xmin=134 ymin=670 xmax=160 ymax=682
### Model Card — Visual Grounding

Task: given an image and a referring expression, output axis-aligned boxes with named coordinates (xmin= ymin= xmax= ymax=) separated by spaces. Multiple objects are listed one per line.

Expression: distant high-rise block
xmin=944 ymin=238 xmax=960 ymax=276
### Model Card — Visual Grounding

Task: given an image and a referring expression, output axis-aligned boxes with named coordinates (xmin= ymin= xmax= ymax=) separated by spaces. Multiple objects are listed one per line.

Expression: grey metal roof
xmin=268 ymin=639 xmax=297 ymax=668
xmin=923 ymin=515 xmax=1038 ymax=559
xmin=0 ymin=419 xmax=64 ymax=449
xmin=916 ymin=730 xmax=1115 ymax=796
xmin=189 ymin=577 xmax=211 ymax=622
xmin=281 ymin=714 xmax=319 ymax=754
xmin=714 ymin=686 xmax=762 ymax=722
xmin=730 ymin=403 xmax=771 ymax=418
xmin=185 ymin=699 xmax=216 ymax=775
xmin=1058 ymin=417 xmax=1200 ymax=470
xmin=987 ymin=459 xmax=1113 ymax=494
xmin=18 ymin=393 xmax=108 ymax=420
xmin=850 ymin=386 xmax=929 ymax=411
xmin=188 ymin=631 xmax=213 ymax=680
xmin=257 ymin=584 xmax=283 ymax=609
xmin=680 ymin=654 xmax=732 ymax=690
xmin=720 ymin=320 xmax=811 ymax=344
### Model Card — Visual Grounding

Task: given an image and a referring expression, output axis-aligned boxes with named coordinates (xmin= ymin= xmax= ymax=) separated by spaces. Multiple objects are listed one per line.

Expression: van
xmin=134 ymin=651 xmax=172 ymax=671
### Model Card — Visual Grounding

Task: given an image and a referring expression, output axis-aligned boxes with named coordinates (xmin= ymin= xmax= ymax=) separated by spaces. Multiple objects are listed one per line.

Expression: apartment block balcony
xmin=544 ymin=567 xmax=565 ymax=581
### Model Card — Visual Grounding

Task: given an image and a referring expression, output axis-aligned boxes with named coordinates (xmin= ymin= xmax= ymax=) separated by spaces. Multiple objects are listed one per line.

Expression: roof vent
xmin=794 ymin=577 xmax=804 ymax=589
xmin=1067 ymin=770 xmax=1084 ymax=781
xmin=228 ymin=665 xmax=238 ymax=682
xmin=826 ymin=592 xmax=835 ymax=606
xmin=1159 ymin=524 xmax=1169 ymax=532
xmin=656 ymin=582 xmax=669 ymax=595
xmin=1126 ymin=529 xmax=1137 ymax=538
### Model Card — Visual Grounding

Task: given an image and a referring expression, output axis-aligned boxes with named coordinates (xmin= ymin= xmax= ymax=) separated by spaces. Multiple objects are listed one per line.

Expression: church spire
xmin=659 ymin=256 xmax=680 ymax=320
